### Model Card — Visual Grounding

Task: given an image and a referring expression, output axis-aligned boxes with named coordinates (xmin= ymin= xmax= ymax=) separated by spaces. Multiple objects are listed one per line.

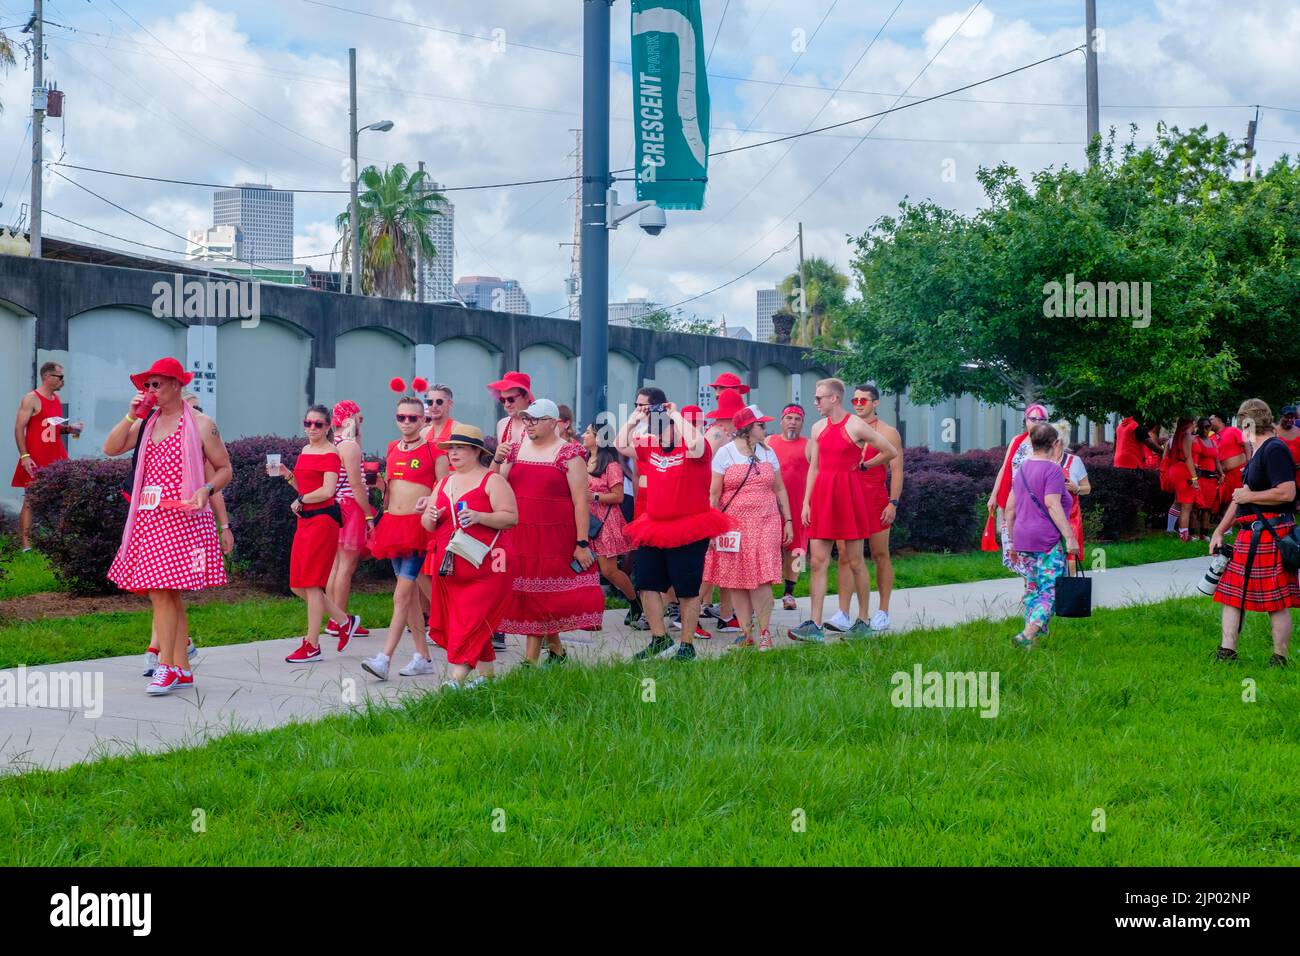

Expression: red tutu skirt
xmin=290 ymin=510 xmax=340 ymax=588
xmin=624 ymin=508 xmax=732 ymax=550
xmin=1213 ymin=518 xmax=1300 ymax=612
xmin=338 ymin=497 xmax=370 ymax=555
xmin=368 ymin=511 xmax=428 ymax=558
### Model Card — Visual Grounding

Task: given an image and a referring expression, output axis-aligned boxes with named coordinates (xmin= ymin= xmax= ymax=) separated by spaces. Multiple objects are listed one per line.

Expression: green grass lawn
xmin=0 ymin=547 xmax=59 ymax=601
xmin=0 ymin=533 xmax=1208 ymax=669
xmin=1 ymin=596 xmax=1296 ymax=866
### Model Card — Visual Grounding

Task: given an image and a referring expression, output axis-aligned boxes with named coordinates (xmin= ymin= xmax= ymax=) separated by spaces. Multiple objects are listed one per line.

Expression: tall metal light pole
xmin=578 ymin=0 xmax=613 ymax=425
xmin=347 ymin=48 xmax=393 ymax=295
xmin=1084 ymin=0 xmax=1099 ymax=164
xmin=30 ymin=0 xmax=44 ymax=258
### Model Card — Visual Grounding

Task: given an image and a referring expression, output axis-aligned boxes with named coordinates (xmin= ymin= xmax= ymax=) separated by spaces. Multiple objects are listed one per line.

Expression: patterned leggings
xmin=1020 ymin=544 xmax=1066 ymax=632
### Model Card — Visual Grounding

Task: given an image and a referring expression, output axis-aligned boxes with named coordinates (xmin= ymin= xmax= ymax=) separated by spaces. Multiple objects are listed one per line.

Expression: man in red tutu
xmin=791 ymin=378 xmax=898 ymax=643
xmin=618 ymin=401 xmax=732 ymax=662
xmin=104 ymin=357 xmax=231 ymax=695
xmin=768 ymin=403 xmax=810 ymax=610
xmin=12 ymin=361 xmax=82 ymax=551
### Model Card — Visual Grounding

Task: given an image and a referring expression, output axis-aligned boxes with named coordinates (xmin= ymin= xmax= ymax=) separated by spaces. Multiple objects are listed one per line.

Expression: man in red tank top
xmin=489 ymin=371 xmax=533 ymax=469
xmin=11 ymin=361 xmax=82 ymax=551
xmin=791 ymin=378 xmax=899 ymax=643
xmin=421 ymin=382 xmax=458 ymax=481
xmin=1210 ymin=412 xmax=1250 ymax=513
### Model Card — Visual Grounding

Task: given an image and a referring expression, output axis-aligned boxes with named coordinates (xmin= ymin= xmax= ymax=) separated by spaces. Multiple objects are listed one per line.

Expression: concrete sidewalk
xmin=0 ymin=556 xmax=1210 ymax=774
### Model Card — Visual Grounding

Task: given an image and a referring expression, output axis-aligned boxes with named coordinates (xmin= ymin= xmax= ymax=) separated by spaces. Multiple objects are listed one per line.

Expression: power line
xmin=705 ymin=0 xmax=730 ymax=67
xmin=725 ymin=0 xmax=991 ymax=267
xmin=46 ymin=167 xmax=336 ymax=264
xmin=0 ymin=118 xmax=32 ymax=217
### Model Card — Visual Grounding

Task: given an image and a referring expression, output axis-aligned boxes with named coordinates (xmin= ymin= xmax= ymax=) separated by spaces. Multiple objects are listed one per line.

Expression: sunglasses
xmin=851 ymin=397 xmax=872 ymax=406
xmin=501 ymin=393 xmax=526 ymax=404
xmin=395 ymin=414 xmax=422 ymax=424
xmin=142 ymin=380 xmax=166 ymax=391
xmin=48 ymin=373 xmax=65 ymax=380
xmin=304 ymin=420 xmax=328 ymax=429
xmin=813 ymin=395 xmax=830 ymax=403
xmin=427 ymin=398 xmax=446 ymax=406
xmin=1026 ymin=416 xmax=1047 ymax=423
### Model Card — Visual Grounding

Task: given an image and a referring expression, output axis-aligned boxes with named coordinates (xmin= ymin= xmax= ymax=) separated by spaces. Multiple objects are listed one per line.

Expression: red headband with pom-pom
xmin=389 ymin=376 xmax=431 ymax=395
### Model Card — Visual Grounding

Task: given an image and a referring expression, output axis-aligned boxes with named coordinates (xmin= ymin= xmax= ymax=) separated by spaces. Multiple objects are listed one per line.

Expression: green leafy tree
xmin=779 ymin=255 xmax=850 ymax=347
xmin=631 ymin=307 xmax=719 ymax=336
xmin=838 ymin=125 xmax=1300 ymax=423
xmin=335 ymin=163 xmax=444 ymax=299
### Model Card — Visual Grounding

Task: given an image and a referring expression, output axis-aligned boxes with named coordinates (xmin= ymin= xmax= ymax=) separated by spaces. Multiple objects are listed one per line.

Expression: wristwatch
xmin=889 ymin=498 xmax=900 ymax=506
xmin=576 ymin=539 xmax=590 ymax=549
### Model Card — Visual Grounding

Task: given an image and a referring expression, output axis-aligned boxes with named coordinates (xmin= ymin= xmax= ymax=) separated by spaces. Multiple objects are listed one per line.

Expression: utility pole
xmin=416 ymin=159 xmax=426 ymax=302
xmin=566 ymin=129 xmax=583 ymax=322
xmin=797 ymin=221 xmax=808 ymax=344
xmin=30 ymin=0 xmax=44 ymax=258
xmin=578 ymin=1 xmax=612 ymax=425
xmin=1084 ymin=0 xmax=1099 ymax=164
xmin=348 ymin=47 xmax=360 ymax=295
xmin=1244 ymin=107 xmax=1260 ymax=180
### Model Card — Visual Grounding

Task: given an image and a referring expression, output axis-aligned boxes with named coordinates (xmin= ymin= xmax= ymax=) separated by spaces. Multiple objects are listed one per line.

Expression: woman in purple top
xmin=1004 ymin=423 xmax=1079 ymax=649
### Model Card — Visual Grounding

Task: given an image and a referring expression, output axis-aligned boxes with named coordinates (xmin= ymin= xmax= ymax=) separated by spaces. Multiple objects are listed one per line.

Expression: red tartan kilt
xmin=1213 ymin=522 xmax=1300 ymax=612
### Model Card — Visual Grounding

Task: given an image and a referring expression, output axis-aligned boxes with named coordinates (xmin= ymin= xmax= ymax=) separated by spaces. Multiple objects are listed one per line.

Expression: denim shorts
xmin=390 ymin=552 xmax=424 ymax=580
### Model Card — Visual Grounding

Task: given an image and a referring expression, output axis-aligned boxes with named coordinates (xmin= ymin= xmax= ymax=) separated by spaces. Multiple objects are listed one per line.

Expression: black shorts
xmin=634 ymin=538 xmax=710 ymax=599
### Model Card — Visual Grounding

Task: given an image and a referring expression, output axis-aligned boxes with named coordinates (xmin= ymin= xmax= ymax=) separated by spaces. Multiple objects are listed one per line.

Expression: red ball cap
xmin=732 ymin=404 xmax=774 ymax=432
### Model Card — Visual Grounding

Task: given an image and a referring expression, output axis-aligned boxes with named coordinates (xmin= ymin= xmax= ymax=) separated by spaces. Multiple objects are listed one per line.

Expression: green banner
xmin=631 ymin=0 xmax=710 ymax=210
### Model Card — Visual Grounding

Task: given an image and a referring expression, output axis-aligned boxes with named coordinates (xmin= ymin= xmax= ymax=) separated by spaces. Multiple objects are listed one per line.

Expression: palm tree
xmin=0 ymin=30 xmax=15 ymax=115
xmin=779 ymin=256 xmax=849 ymax=347
xmin=334 ymin=163 xmax=445 ymax=299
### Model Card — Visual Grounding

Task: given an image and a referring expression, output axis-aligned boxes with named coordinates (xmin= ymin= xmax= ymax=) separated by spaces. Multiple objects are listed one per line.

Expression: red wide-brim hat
xmin=705 ymin=389 xmax=747 ymax=420
xmin=709 ymin=371 xmax=751 ymax=395
xmin=487 ymin=371 xmax=534 ymax=403
xmin=130 ymin=356 xmax=193 ymax=390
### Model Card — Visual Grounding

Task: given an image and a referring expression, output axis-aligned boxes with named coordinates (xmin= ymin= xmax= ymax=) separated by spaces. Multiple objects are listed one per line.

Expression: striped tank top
xmin=334 ymin=435 xmax=358 ymax=503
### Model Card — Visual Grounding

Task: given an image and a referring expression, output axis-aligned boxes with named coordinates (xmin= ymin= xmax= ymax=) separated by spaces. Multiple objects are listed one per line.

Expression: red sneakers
xmin=286 ymin=640 xmax=322 ymax=664
xmin=174 ymin=668 xmax=194 ymax=687
xmin=336 ymin=615 xmax=362 ymax=653
xmin=328 ymin=618 xmax=369 ymax=639
xmin=146 ymin=666 xmax=181 ymax=695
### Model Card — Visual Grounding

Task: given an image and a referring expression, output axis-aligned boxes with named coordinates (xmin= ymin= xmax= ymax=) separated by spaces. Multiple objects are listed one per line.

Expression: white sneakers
xmin=825 ymin=610 xmax=853 ymax=632
xmin=361 ymin=654 xmax=390 ymax=681
xmin=871 ymin=610 xmax=891 ymax=632
xmin=398 ymin=655 xmax=436 ymax=677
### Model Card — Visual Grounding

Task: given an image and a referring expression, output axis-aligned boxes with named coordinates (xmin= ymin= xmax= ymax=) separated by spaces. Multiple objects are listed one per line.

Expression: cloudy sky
xmin=1 ymin=0 xmax=1296 ymax=331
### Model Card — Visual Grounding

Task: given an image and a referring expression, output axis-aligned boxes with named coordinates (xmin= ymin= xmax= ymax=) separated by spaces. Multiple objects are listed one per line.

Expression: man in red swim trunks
xmin=11 ymin=361 xmax=82 ymax=551
xmin=791 ymin=378 xmax=899 ymax=643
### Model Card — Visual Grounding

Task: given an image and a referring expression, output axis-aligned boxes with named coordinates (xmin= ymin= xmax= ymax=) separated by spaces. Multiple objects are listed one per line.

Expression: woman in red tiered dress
xmin=421 ymin=425 xmax=518 ymax=688
xmin=499 ymin=400 xmax=605 ymax=665
xmin=583 ymin=423 xmax=641 ymax=625
xmin=280 ymin=406 xmax=359 ymax=663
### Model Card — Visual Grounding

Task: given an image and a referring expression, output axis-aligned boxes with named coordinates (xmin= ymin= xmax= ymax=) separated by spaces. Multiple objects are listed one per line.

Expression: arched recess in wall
xmin=428 ymin=336 xmax=501 ymax=435
xmin=650 ymin=354 xmax=696 ymax=406
xmin=67 ymin=305 xmax=188 ymax=455
xmin=607 ymin=349 xmax=641 ymax=422
xmin=519 ymin=343 xmax=576 ymax=418
xmin=0 ymin=298 xmax=37 ymax=505
xmin=753 ymin=364 xmax=793 ymax=430
xmin=216 ymin=315 xmax=311 ymax=440
xmin=336 ymin=327 xmax=416 ymax=457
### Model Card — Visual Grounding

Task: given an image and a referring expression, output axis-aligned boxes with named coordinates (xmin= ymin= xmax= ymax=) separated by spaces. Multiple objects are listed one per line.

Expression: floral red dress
xmin=704 ymin=444 xmax=783 ymax=589
xmin=108 ymin=416 xmax=226 ymax=592
xmin=499 ymin=441 xmax=605 ymax=635
xmin=587 ymin=462 xmax=632 ymax=557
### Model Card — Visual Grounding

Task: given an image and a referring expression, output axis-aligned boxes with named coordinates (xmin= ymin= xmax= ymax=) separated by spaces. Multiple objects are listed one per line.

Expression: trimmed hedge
xmin=26 ymin=457 xmax=133 ymax=595
xmin=221 ymin=435 xmax=305 ymax=593
xmin=891 ymin=469 xmax=983 ymax=552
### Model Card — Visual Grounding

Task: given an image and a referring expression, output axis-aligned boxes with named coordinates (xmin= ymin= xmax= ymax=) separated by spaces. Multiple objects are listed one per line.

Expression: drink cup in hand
xmin=266 ymin=453 xmax=281 ymax=477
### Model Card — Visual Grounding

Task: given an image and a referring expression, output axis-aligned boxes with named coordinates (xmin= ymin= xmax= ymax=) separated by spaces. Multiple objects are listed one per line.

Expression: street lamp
xmin=348 ymin=47 xmax=394 ymax=295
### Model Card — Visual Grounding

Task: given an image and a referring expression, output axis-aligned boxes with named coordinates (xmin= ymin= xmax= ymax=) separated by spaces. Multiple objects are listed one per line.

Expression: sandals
xmin=1268 ymin=653 xmax=1289 ymax=668
xmin=1213 ymin=646 xmax=1238 ymax=662
xmin=1012 ymin=631 xmax=1037 ymax=649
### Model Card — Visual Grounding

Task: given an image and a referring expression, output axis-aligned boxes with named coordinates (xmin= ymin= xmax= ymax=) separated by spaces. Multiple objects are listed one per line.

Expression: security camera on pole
xmin=578 ymin=0 xmax=710 ymax=425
